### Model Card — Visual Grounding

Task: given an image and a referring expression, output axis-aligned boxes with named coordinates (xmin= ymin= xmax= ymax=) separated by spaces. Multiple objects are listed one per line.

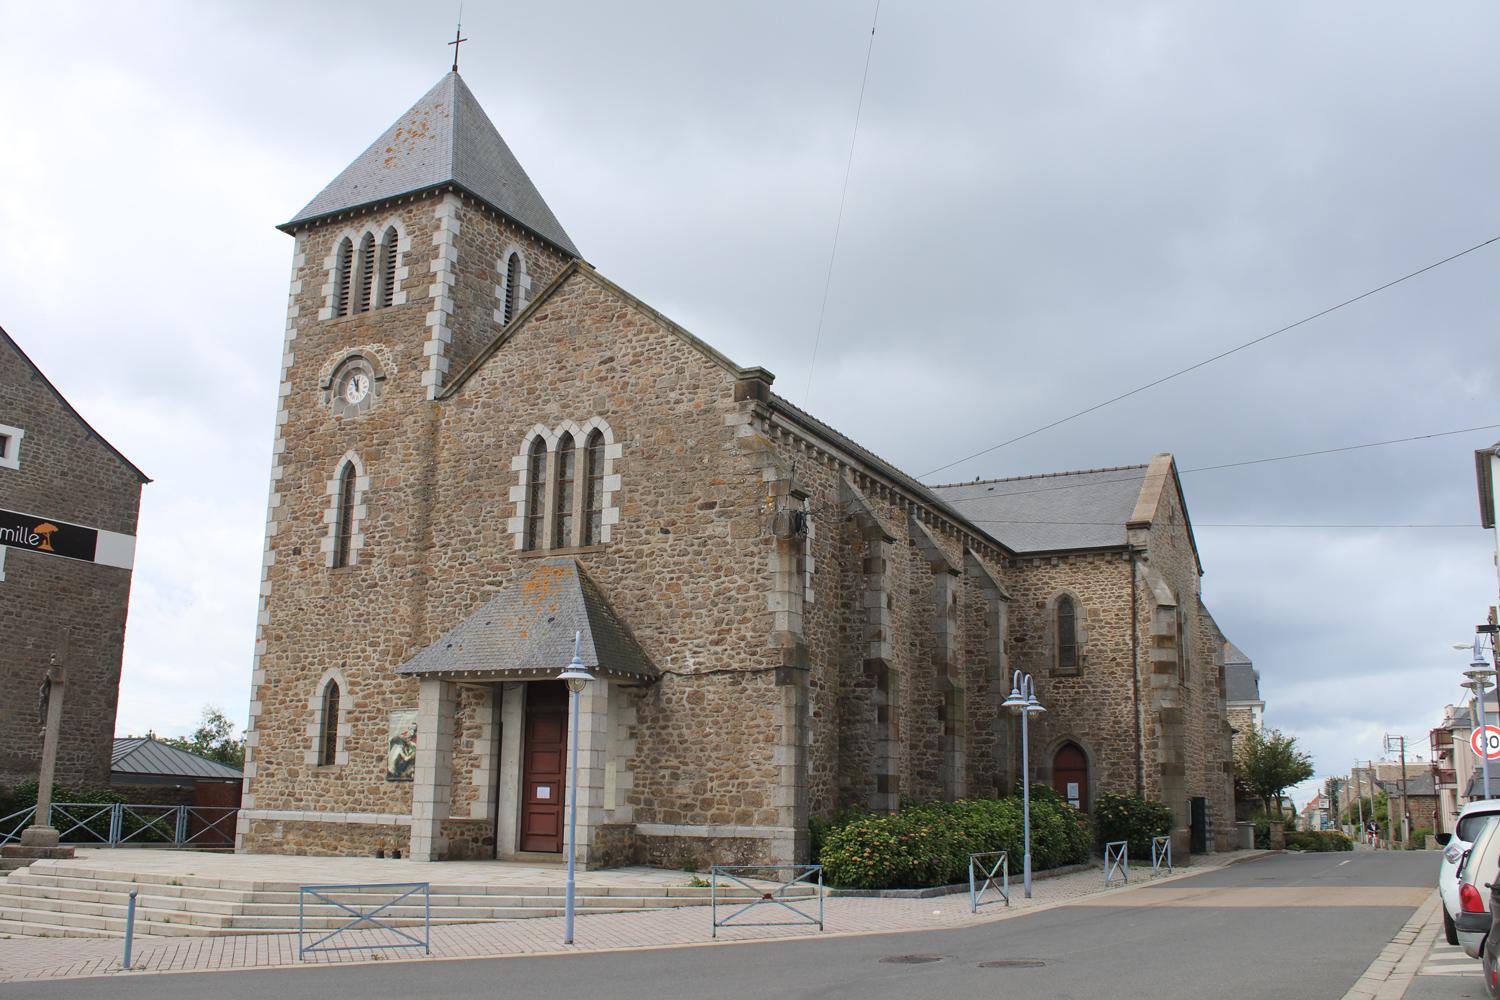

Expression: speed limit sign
xmin=1472 ymin=725 xmax=1500 ymax=760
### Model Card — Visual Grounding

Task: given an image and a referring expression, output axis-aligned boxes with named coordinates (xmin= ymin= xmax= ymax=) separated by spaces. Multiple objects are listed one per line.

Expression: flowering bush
xmin=1093 ymin=793 xmax=1175 ymax=859
xmin=818 ymin=796 xmax=1091 ymax=890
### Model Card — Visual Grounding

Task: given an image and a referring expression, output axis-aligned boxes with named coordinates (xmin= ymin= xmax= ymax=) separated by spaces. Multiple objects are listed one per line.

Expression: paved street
xmin=0 ymin=851 xmax=1442 ymax=999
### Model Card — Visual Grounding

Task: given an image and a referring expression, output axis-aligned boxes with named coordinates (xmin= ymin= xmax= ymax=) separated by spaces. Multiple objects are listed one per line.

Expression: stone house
xmin=0 ymin=327 xmax=147 ymax=792
xmin=239 ymin=71 xmax=1238 ymax=866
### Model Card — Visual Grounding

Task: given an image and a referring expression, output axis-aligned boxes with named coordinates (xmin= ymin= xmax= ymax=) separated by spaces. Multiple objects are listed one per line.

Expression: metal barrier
xmin=1104 ymin=840 xmax=1129 ymax=886
xmin=1151 ymin=835 xmax=1172 ymax=876
xmin=0 ymin=803 xmax=239 ymax=849
xmin=298 ymin=882 xmax=431 ymax=960
xmin=710 ymin=864 xmax=823 ymax=938
xmin=968 ymin=851 xmax=1009 ymax=912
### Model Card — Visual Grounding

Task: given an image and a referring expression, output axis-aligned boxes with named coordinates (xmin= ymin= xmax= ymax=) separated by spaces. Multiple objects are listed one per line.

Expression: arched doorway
xmin=1052 ymin=743 xmax=1089 ymax=812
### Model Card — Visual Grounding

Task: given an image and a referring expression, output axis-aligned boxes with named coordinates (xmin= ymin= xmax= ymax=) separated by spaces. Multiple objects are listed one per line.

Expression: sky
xmin=2 ymin=1 xmax=1498 ymax=811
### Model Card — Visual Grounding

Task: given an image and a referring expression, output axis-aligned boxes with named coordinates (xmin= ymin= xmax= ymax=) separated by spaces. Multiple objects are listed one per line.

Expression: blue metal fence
xmin=1104 ymin=840 xmax=1129 ymax=886
xmin=297 ymin=882 xmax=431 ymax=960
xmin=0 ymin=803 xmax=238 ymax=848
xmin=709 ymin=865 xmax=823 ymax=938
xmin=1151 ymin=835 xmax=1172 ymax=876
xmin=968 ymin=850 xmax=1009 ymax=912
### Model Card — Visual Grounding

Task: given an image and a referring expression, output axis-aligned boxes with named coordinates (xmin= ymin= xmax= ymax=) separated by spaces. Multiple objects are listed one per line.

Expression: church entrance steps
xmin=0 ymin=851 xmax=810 ymax=938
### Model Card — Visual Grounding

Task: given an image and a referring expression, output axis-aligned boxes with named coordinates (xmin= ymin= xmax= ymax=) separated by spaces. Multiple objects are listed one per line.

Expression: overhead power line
xmin=803 ymin=0 xmax=881 ymax=409
xmin=931 ymin=422 xmax=1500 ymax=508
xmin=919 ymin=234 xmax=1500 ymax=480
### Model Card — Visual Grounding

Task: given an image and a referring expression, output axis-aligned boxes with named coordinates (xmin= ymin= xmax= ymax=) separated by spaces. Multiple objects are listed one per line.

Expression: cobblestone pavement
xmin=0 ymin=851 xmax=1268 ymax=984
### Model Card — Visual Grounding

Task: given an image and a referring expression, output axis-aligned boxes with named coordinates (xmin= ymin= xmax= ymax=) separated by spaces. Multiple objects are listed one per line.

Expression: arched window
xmin=582 ymin=430 xmax=605 ymax=546
xmin=334 ymin=461 xmax=358 ymax=568
xmin=502 ymin=252 xmax=522 ymax=325
xmin=354 ymin=232 xmax=375 ymax=313
xmin=319 ymin=681 xmax=341 ymax=766
xmin=553 ymin=433 xmax=576 ymax=548
xmin=1057 ymin=595 xmax=1078 ymax=670
xmin=523 ymin=437 xmax=547 ymax=550
xmin=333 ymin=237 xmax=354 ymax=317
xmin=377 ymin=226 xmax=398 ymax=309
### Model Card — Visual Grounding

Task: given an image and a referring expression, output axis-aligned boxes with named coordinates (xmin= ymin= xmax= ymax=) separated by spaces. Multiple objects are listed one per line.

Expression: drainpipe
xmin=1130 ymin=546 xmax=1144 ymax=798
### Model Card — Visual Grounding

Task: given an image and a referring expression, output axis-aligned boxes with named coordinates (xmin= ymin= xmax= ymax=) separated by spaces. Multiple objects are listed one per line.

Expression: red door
xmin=520 ymin=682 xmax=568 ymax=853
xmin=1053 ymin=743 xmax=1089 ymax=812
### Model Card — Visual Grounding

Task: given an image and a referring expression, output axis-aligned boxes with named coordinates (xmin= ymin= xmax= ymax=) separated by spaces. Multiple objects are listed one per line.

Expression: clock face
xmin=343 ymin=372 xmax=370 ymax=404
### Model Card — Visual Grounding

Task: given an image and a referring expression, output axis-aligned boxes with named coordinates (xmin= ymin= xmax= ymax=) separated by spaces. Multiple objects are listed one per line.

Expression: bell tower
xmin=238 ymin=70 xmax=579 ymax=853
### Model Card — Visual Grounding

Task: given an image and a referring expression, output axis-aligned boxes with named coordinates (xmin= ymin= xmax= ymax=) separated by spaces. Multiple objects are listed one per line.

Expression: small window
xmin=0 ymin=424 xmax=24 ymax=471
xmin=378 ymin=227 xmax=399 ymax=309
xmin=582 ymin=430 xmax=605 ymax=545
xmin=333 ymin=462 xmax=357 ymax=568
xmin=320 ymin=682 xmax=341 ymax=766
xmin=553 ymin=433 xmax=576 ymax=548
xmin=354 ymin=232 xmax=375 ymax=313
xmin=524 ymin=437 xmax=547 ymax=551
xmin=503 ymin=252 xmax=521 ymax=325
xmin=1176 ymin=608 xmax=1189 ymax=684
xmin=1057 ymin=595 xmax=1078 ymax=670
xmin=334 ymin=237 xmax=354 ymax=317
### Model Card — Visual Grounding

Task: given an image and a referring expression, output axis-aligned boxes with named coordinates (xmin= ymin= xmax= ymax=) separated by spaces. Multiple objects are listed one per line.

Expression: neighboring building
xmin=1299 ymin=793 xmax=1330 ymax=831
xmin=1224 ymin=643 xmax=1264 ymax=753
xmin=1377 ymin=772 xmax=1439 ymax=836
xmin=0 ymin=328 xmax=147 ymax=792
xmin=239 ymin=71 xmax=1239 ymax=866
xmin=1431 ymin=695 xmax=1497 ymax=832
xmin=111 ymin=738 xmax=242 ymax=848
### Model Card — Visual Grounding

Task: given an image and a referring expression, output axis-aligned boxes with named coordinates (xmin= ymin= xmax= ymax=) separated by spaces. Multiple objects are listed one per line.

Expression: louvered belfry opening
xmin=583 ymin=429 xmax=605 ymax=545
xmin=334 ymin=462 xmax=357 ymax=567
xmin=553 ymin=433 xmax=576 ymax=548
xmin=1057 ymin=595 xmax=1078 ymax=669
xmin=320 ymin=682 xmax=341 ymax=766
xmin=334 ymin=237 xmax=354 ymax=317
xmin=502 ymin=252 xmax=520 ymax=324
xmin=354 ymin=232 xmax=375 ymax=313
xmin=379 ymin=227 xmax=398 ymax=308
xmin=524 ymin=437 xmax=547 ymax=550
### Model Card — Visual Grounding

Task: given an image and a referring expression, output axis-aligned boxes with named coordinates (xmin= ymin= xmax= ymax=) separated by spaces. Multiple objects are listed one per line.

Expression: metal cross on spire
xmin=448 ymin=15 xmax=467 ymax=73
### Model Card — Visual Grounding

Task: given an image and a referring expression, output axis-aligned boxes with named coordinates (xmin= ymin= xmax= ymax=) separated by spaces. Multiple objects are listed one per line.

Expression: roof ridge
xmin=929 ymin=464 xmax=1150 ymax=488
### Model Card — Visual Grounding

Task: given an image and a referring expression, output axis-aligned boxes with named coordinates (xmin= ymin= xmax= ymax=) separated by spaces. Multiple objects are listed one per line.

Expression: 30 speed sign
xmin=1472 ymin=725 xmax=1500 ymax=761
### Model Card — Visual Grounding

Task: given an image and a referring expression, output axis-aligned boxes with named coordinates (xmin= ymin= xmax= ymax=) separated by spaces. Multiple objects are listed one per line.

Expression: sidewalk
xmin=0 ymin=850 xmax=1268 ymax=984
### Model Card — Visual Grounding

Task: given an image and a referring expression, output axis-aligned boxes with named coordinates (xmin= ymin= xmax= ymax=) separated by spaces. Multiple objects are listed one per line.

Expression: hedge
xmin=1284 ymin=830 xmax=1353 ymax=852
xmin=1093 ymin=793 xmax=1174 ymax=859
xmin=818 ymin=795 xmax=1091 ymax=890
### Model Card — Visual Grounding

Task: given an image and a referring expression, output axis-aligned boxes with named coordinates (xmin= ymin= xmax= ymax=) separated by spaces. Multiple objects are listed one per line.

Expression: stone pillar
xmin=24 ymin=658 xmax=66 ymax=848
xmin=495 ymin=682 xmax=525 ymax=857
xmin=410 ymin=677 xmax=456 ymax=862
xmin=572 ymin=680 xmax=610 ymax=868
xmin=465 ymin=685 xmax=499 ymax=821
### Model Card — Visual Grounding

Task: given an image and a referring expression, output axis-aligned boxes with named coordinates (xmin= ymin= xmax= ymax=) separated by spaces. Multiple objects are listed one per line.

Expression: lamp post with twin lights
xmin=557 ymin=631 xmax=595 ymax=946
xmin=1003 ymin=670 xmax=1047 ymax=898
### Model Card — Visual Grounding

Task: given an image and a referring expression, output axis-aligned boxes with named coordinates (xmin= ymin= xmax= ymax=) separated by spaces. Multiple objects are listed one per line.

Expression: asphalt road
xmin=0 ymin=851 xmax=1440 ymax=1000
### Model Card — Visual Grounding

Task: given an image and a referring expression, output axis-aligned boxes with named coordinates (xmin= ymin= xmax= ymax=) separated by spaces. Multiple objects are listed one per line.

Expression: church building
xmin=239 ymin=71 xmax=1237 ymax=866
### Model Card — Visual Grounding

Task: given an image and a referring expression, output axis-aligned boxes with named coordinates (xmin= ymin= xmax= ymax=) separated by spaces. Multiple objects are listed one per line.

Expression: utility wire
xmin=930 ymin=422 xmax=1500 ymax=508
xmin=966 ymin=519 xmax=1474 ymax=529
xmin=919 ymin=234 xmax=1500 ymax=480
xmin=803 ymin=0 xmax=881 ymax=409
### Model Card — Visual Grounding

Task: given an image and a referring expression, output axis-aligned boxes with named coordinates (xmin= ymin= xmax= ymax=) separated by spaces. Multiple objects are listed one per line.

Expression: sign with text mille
xmin=0 ymin=509 xmax=99 ymax=563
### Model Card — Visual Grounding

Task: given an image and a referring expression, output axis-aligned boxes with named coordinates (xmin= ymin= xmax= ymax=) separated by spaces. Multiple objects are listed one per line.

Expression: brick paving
xmin=0 ymin=851 xmax=1270 ymax=983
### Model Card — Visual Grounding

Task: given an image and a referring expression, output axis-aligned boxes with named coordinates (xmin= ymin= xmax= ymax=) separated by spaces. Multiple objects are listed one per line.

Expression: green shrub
xmin=1283 ymin=830 xmax=1352 ymax=852
xmin=808 ymin=806 xmax=868 ymax=864
xmin=1093 ymin=793 xmax=1174 ymax=859
xmin=819 ymin=795 xmax=1090 ymax=890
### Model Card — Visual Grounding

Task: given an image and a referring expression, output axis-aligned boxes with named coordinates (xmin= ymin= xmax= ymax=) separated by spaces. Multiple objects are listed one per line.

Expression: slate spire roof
xmin=281 ymin=71 xmax=579 ymax=256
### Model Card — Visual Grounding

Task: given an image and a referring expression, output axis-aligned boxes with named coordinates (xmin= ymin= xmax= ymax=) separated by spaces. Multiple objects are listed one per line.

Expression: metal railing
xmin=298 ymin=882 xmax=431 ymax=960
xmin=0 ymin=803 xmax=239 ymax=849
xmin=968 ymin=851 xmax=1009 ymax=912
xmin=710 ymin=864 xmax=823 ymax=938
xmin=1151 ymin=835 xmax=1172 ymax=876
xmin=1104 ymin=840 xmax=1129 ymax=886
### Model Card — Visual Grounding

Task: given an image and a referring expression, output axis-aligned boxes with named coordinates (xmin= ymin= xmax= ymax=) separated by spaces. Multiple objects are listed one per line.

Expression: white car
xmin=1442 ymin=801 xmax=1500 ymax=948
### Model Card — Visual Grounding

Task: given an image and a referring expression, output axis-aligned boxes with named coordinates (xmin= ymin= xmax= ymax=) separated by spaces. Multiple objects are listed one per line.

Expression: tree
xmin=1235 ymin=725 xmax=1314 ymax=821
xmin=159 ymin=705 xmax=245 ymax=771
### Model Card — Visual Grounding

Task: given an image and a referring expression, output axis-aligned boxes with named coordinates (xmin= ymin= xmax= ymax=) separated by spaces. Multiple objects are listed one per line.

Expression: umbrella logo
xmin=33 ymin=523 xmax=58 ymax=552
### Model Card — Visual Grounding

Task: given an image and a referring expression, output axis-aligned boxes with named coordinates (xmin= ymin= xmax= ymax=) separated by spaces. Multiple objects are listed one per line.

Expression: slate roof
xmin=111 ymin=737 xmax=241 ymax=781
xmin=397 ymin=559 xmax=656 ymax=680
xmin=1380 ymin=772 xmax=1437 ymax=797
xmin=282 ymin=72 xmax=579 ymax=256
xmin=928 ymin=466 xmax=1149 ymax=553
xmin=1225 ymin=662 xmax=1262 ymax=704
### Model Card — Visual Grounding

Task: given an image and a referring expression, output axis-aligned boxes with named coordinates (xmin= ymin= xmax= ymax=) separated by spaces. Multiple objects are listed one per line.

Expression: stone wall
xmin=0 ymin=333 xmax=144 ymax=792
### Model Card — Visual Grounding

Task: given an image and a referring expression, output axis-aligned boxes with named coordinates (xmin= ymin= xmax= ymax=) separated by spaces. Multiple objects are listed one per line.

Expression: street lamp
xmin=1466 ymin=636 xmax=1496 ymax=801
xmin=557 ymin=630 xmax=595 ymax=946
xmin=1002 ymin=670 xmax=1046 ymax=899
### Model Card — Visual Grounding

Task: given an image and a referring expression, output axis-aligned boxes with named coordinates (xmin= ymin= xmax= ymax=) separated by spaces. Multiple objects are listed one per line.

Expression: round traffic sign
xmin=1472 ymin=725 xmax=1500 ymax=760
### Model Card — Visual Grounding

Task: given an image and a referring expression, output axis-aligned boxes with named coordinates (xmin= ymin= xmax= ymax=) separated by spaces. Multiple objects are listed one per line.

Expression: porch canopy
xmin=395 ymin=558 xmax=657 ymax=683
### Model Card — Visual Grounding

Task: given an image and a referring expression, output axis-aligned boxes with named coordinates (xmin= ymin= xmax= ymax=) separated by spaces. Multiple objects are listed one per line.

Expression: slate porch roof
xmin=110 ymin=737 xmax=241 ymax=781
xmin=928 ymin=466 xmax=1150 ymax=554
xmin=396 ymin=559 xmax=656 ymax=681
xmin=281 ymin=71 xmax=579 ymax=256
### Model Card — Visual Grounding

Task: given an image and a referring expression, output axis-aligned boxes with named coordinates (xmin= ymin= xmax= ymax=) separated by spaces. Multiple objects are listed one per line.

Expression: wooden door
xmin=520 ymin=681 xmax=568 ymax=853
xmin=1053 ymin=743 xmax=1089 ymax=812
